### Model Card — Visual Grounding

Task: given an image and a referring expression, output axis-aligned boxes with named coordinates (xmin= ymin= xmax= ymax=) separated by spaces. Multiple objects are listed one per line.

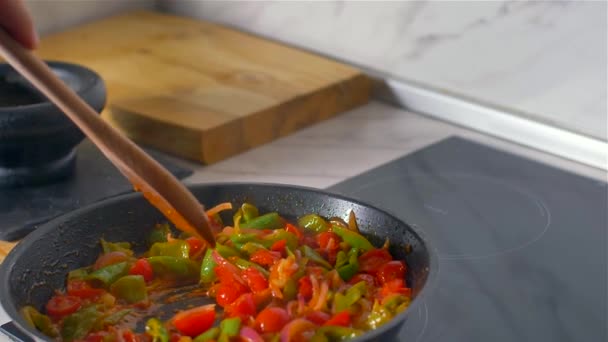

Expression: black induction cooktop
xmin=328 ymin=136 xmax=607 ymax=341
xmin=2 ymin=136 xmax=606 ymax=341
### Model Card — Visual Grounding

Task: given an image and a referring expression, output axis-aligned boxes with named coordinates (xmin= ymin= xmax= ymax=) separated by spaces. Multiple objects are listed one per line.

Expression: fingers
xmin=0 ymin=0 xmax=38 ymax=49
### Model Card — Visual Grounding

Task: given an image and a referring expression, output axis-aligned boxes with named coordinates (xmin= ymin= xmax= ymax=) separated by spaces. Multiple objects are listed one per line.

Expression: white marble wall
xmin=160 ymin=0 xmax=607 ymax=141
xmin=26 ymin=0 xmax=154 ymax=35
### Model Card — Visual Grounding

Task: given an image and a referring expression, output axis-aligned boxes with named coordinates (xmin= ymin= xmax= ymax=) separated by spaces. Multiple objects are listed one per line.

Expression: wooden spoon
xmin=0 ymin=29 xmax=216 ymax=247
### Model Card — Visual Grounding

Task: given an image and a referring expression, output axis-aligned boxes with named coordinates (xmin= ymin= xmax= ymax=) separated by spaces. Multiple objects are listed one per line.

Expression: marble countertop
xmin=176 ymin=101 xmax=605 ymax=186
xmin=0 ymin=101 xmax=604 ymax=328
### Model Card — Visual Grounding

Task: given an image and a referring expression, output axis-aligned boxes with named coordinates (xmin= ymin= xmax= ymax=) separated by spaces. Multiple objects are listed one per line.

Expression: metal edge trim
xmin=378 ymin=78 xmax=608 ymax=171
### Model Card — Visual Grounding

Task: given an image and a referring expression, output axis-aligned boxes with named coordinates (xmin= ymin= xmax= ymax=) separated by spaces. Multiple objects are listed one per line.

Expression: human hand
xmin=0 ymin=0 xmax=38 ymax=49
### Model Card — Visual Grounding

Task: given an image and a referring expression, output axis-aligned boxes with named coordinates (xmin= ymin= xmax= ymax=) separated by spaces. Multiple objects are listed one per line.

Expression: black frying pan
xmin=0 ymin=183 xmax=437 ymax=341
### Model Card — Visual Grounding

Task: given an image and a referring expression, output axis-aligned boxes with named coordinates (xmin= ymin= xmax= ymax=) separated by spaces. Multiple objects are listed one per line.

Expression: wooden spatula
xmin=0 ymin=29 xmax=216 ymax=247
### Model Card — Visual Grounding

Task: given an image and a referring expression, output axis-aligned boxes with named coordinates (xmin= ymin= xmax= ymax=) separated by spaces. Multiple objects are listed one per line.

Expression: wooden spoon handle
xmin=0 ymin=30 xmax=215 ymax=246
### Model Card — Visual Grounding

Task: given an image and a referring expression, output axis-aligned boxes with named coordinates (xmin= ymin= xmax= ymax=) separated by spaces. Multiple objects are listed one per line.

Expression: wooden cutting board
xmin=33 ymin=10 xmax=371 ymax=164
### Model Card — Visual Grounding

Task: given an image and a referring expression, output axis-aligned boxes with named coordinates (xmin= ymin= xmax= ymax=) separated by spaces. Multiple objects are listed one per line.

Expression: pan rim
xmin=1 ymin=182 xmax=439 ymax=342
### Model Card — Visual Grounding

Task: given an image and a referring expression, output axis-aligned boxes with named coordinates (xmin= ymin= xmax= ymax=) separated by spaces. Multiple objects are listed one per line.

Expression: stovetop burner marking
xmin=349 ymin=173 xmax=552 ymax=260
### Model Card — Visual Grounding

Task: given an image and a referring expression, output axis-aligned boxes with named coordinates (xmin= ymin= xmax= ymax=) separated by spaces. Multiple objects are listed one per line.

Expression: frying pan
xmin=0 ymin=183 xmax=437 ymax=341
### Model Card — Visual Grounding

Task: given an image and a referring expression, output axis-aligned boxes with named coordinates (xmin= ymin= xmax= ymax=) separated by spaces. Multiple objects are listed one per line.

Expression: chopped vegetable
xmin=60 ymin=305 xmax=102 ymax=342
xmin=240 ymin=212 xmax=284 ymax=230
xmin=31 ymin=205 xmax=412 ymax=342
xmin=21 ymin=306 xmax=57 ymax=338
xmin=298 ymin=214 xmax=329 ymax=233
xmin=173 ymin=304 xmax=216 ymax=337
xmin=331 ymin=226 xmax=374 ymax=251
xmin=149 ymin=240 xmax=190 ymax=258
xmin=109 ymin=275 xmax=148 ymax=303
xmin=146 ymin=317 xmax=169 ymax=342
xmin=147 ymin=256 xmax=199 ymax=282
xmin=86 ymin=261 xmax=131 ymax=288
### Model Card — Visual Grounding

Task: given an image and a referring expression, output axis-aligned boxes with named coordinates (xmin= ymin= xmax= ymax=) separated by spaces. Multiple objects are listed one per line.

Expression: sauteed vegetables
xmin=22 ymin=203 xmax=412 ymax=342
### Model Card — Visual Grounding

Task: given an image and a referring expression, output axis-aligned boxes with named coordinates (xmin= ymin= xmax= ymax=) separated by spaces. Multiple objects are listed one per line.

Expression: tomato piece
xmin=172 ymin=304 xmax=216 ymax=337
xmin=298 ymin=276 xmax=313 ymax=300
xmin=380 ymin=279 xmax=412 ymax=298
xmin=377 ymin=260 xmax=406 ymax=285
xmin=285 ymin=223 xmax=303 ymax=239
xmin=216 ymin=284 xmax=245 ymax=307
xmin=225 ymin=293 xmax=256 ymax=319
xmin=67 ymin=280 xmax=105 ymax=300
xmin=82 ymin=331 xmax=112 ymax=342
xmin=324 ymin=311 xmax=350 ymax=327
xmin=254 ymin=307 xmax=289 ymax=333
xmin=213 ymin=251 xmax=247 ymax=286
xmin=253 ymin=288 xmax=273 ymax=308
xmin=348 ymin=273 xmax=376 ymax=288
xmin=250 ymin=249 xmax=280 ymax=266
xmin=185 ymin=237 xmax=205 ymax=257
xmin=270 ymin=239 xmax=287 ymax=254
xmin=358 ymin=249 xmax=392 ymax=275
xmin=93 ymin=251 xmax=129 ymax=270
xmin=122 ymin=330 xmax=140 ymax=342
xmin=242 ymin=267 xmax=268 ymax=293
xmin=306 ymin=311 xmax=330 ymax=325
xmin=45 ymin=295 xmax=82 ymax=318
xmin=316 ymin=232 xmax=340 ymax=250
xmin=129 ymin=258 xmax=154 ymax=282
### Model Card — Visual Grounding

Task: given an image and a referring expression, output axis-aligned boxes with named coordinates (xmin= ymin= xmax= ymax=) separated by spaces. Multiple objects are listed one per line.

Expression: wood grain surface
xmin=35 ymin=10 xmax=371 ymax=164
xmin=0 ymin=241 xmax=17 ymax=264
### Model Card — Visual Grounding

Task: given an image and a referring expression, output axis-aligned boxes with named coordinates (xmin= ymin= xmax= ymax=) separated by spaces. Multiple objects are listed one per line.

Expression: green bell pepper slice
xmin=337 ymin=263 xmax=358 ymax=282
xmin=110 ymin=275 xmax=148 ymax=303
xmin=333 ymin=281 xmax=367 ymax=312
xmin=200 ymin=248 xmax=217 ymax=284
xmin=331 ymin=226 xmax=374 ymax=251
xmin=100 ymin=239 xmax=134 ymax=256
xmin=310 ymin=326 xmax=362 ymax=341
xmin=283 ymin=277 xmax=298 ymax=301
xmin=86 ymin=261 xmax=130 ymax=288
xmin=145 ymin=318 xmax=169 ymax=342
xmin=335 ymin=251 xmax=348 ymax=268
xmin=219 ymin=317 xmax=241 ymax=340
xmin=336 ymin=248 xmax=359 ymax=281
xmin=261 ymin=229 xmax=298 ymax=250
xmin=61 ymin=305 xmax=102 ymax=342
xmin=148 ymin=223 xmax=172 ymax=246
xmin=240 ymin=203 xmax=259 ymax=223
xmin=298 ymin=214 xmax=329 ymax=233
xmin=194 ymin=327 xmax=220 ymax=342
xmin=147 ymin=256 xmax=199 ymax=282
xmin=216 ymin=243 xmax=242 ymax=259
xmin=240 ymin=212 xmax=284 ymax=230
xmin=21 ymin=306 xmax=58 ymax=338
xmin=149 ymin=240 xmax=190 ymax=259
xmin=302 ymin=245 xmax=332 ymax=269
xmin=230 ymin=233 xmax=260 ymax=249
xmin=241 ymin=242 xmax=268 ymax=255
xmin=68 ymin=267 xmax=91 ymax=281
xmin=382 ymin=294 xmax=411 ymax=314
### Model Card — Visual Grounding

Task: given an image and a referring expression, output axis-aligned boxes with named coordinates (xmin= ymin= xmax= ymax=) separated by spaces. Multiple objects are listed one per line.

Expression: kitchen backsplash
xmin=25 ymin=0 xmax=607 ymax=142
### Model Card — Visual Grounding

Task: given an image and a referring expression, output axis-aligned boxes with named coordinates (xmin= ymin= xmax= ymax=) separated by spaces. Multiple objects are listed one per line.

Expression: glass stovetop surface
xmin=328 ymin=136 xmax=607 ymax=341
xmin=2 ymin=136 xmax=606 ymax=341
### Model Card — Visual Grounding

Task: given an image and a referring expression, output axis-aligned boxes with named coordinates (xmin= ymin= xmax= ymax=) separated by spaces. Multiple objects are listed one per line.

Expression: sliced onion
xmin=206 ymin=202 xmax=233 ymax=217
xmin=280 ymin=319 xmax=315 ymax=342
xmin=239 ymin=326 xmax=264 ymax=342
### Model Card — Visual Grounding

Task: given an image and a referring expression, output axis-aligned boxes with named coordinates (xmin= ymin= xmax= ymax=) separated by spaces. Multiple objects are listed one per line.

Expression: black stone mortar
xmin=0 ymin=61 xmax=106 ymax=188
